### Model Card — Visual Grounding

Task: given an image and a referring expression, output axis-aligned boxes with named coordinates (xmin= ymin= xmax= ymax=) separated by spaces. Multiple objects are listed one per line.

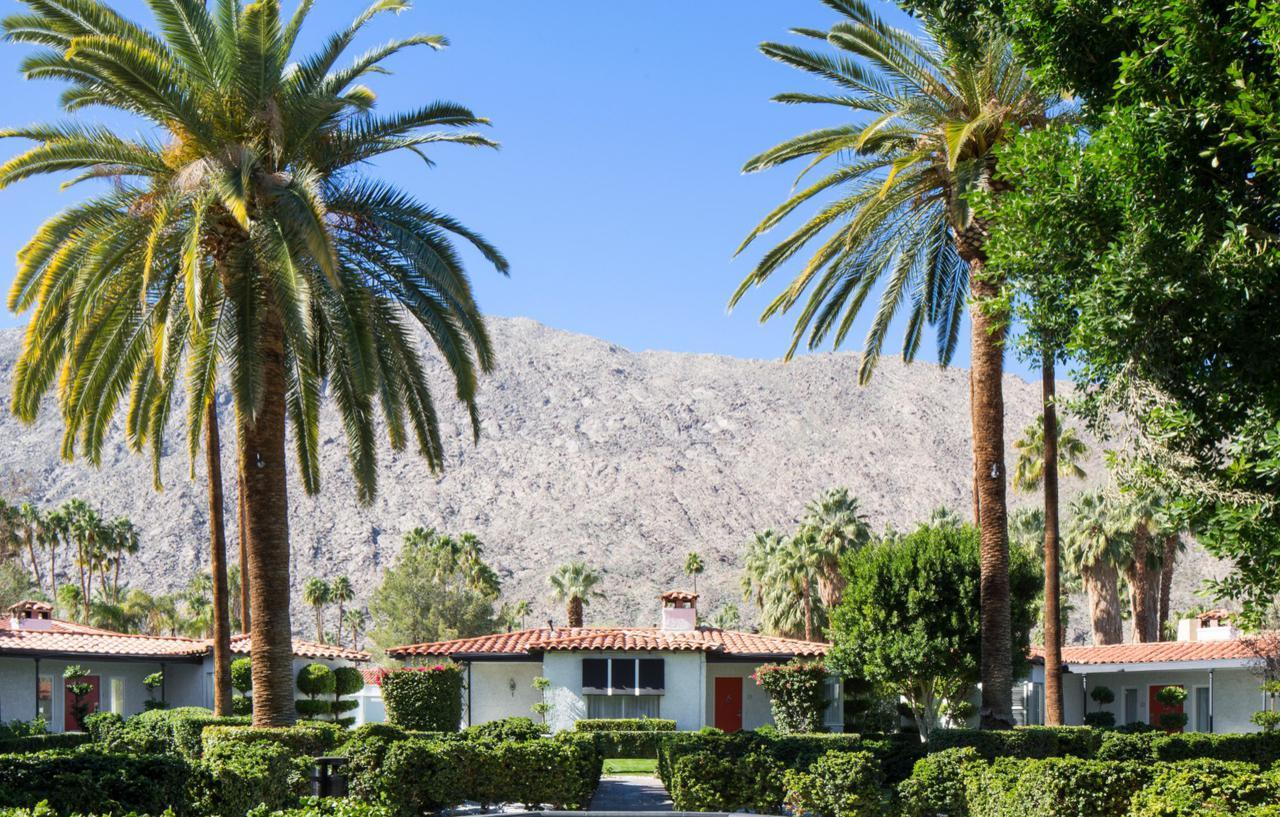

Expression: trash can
xmin=311 ymin=756 xmax=349 ymax=797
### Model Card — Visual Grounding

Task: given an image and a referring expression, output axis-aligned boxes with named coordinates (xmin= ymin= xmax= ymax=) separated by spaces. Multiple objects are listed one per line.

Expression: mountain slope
xmin=0 ymin=317 xmax=1224 ymax=640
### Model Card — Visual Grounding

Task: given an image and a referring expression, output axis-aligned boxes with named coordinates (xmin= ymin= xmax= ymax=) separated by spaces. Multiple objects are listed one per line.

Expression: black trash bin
xmin=311 ymin=756 xmax=349 ymax=797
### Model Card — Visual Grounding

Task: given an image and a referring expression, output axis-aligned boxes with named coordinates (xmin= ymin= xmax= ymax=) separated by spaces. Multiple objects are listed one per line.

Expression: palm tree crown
xmin=548 ymin=561 xmax=602 ymax=629
xmin=1013 ymin=417 xmax=1088 ymax=493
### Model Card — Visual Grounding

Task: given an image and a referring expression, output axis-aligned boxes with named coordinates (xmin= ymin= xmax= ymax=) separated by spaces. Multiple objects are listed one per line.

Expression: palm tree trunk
xmin=335 ymin=601 xmax=345 ymax=648
xmin=970 ymin=371 xmax=981 ymax=526
xmin=1041 ymin=352 xmax=1064 ymax=726
xmin=1085 ymin=562 xmax=1124 ymax=645
xmin=315 ymin=606 xmax=324 ymax=643
xmin=970 ymin=266 xmax=1014 ymax=730
xmin=238 ymin=474 xmax=251 ymax=635
xmin=206 ymin=400 xmax=233 ymax=717
xmin=803 ymin=582 xmax=813 ymax=642
xmin=1158 ymin=535 xmax=1178 ymax=640
xmin=25 ymin=530 xmax=43 ymax=597
xmin=568 ymin=596 xmax=584 ymax=628
xmin=1127 ymin=525 xmax=1158 ymax=642
xmin=238 ymin=312 xmax=296 ymax=727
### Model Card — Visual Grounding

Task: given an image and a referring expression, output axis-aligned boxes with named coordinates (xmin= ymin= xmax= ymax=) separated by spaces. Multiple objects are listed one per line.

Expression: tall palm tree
xmin=4 ymin=0 xmax=507 ymax=726
xmin=18 ymin=503 xmax=46 ymax=596
xmin=106 ymin=517 xmax=140 ymax=604
xmin=1064 ymin=492 xmax=1127 ymax=646
xmin=734 ymin=0 xmax=1053 ymax=728
xmin=343 ymin=607 xmax=366 ymax=650
xmin=1013 ymin=414 xmax=1086 ymax=725
xmin=774 ymin=529 xmax=827 ymax=641
xmin=329 ymin=576 xmax=354 ymax=647
xmin=302 ymin=578 xmax=331 ymax=643
xmin=64 ymin=500 xmax=103 ymax=622
xmin=1113 ymin=492 xmax=1174 ymax=643
xmin=684 ymin=552 xmax=705 ymax=594
xmin=801 ymin=487 xmax=871 ymax=608
xmin=548 ymin=562 xmax=602 ymax=628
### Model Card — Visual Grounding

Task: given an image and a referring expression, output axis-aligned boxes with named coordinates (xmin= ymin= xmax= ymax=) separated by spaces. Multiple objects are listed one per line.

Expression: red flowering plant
xmin=753 ymin=659 xmax=830 ymax=733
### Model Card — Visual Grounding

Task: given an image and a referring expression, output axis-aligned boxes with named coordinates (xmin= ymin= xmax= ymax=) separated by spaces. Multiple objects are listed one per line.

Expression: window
xmin=110 ymin=678 xmax=126 ymax=715
xmin=582 ymin=659 xmax=608 ymax=694
xmin=586 ymin=694 xmax=661 ymax=719
xmin=638 ymin=659 xmax=664 ymax=693
xmin=823 ymin=677 xmax=842 ymax=727
xmin=1195 ymin=686 xmax=1211 ymax=733
xmin=1123 ymin=688 xmax=1139 ymax=725
xmin=36 ymin=676 xmax=53 ymax=723
xmin=581 ymin=658 xmax=665 ymax=695
xmin=1027 ymin=682 xmax=1044 ymax=726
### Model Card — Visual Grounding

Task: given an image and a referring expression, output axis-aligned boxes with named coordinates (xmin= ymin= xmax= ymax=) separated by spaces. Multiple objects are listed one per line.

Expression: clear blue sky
xmin=0 ymin=0 xmax=1036 ymax=379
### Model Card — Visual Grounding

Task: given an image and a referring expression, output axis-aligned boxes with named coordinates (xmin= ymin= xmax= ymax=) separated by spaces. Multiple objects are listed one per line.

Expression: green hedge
xmin=1093 ymin=730 xmax=1280 ymax=766
xmin=201 ymin=724 xmax=343 ymax=759
xmin=193 ymin=738 xmax=311 ymax=817
xmin=586 ymin=730 xmax=668 ymax=759
xmin=964 ymin=756 xmax=1152 ymax=817
xmin=0 ymin=734 xmax=92 ymax=755
xmin=0 ymin=750 xmax=191 ymax=815
xmin=1127 ymin=760 xmax=1280 ymax=817
xmin=380 ymin=667 xmax=464 ymax=733
xmin=783 ymin=750 xmax=888 ymax=817
xmin=462 ymin=717 xmax=546 ymax=742
xmin=246 ymin=797 xmax=397 ymax=817
xmin=896 ymin=747 xmax=981 ymax=817
xmin=96 ymin=708 xmax=252 ymax=758
xmin=573 ymin=718 xmax=676 ymax=732
xmin=927 ymin=727 xmax=1102 ymax=761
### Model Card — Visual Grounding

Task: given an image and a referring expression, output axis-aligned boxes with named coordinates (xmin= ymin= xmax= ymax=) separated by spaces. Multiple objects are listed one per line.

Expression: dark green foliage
xmin=231 ymin=659 xmax=253 ymax=696
xmin=927 ymin=727 xmax=1097 ymax=761
xmin=0 ymin=734 xmax=92 ymax=755
xmin=1083 ymin=712 xmax=1115 ymax=729
xmin=753 ymin=660 xmax=830 ymax=734
xmin=340 ymin=724 xmax=411 ymax=804
xmin=80 ymin=713 xmax=122 ymax=746
xmin=100 ymin=708 xmax=251 ymax=758
xmin=331 ymin=667 xmax=365 ymax=728
xmin=297 ymin=664 xmax=336 ymax=698
xmin=463 ymin=717 xmax=546 ymax=742
xmin=964 ymin=755 xmax=1152 ymax=817
xmin=783 ymin=750 xmax=888 ymax=817
xmin=573 ymin=719 xmax=676 ymax=732
xmin=61 ymin=667 xmax=93 ymax=732
xmin=247 ymin=797 xmax=397 ymax=817
xmin=201 ymin=725 xmax=342 ymax=759
xmin=830 ymin=524 xmax=1041 ymax=737
xmin=0 ymin=750 xmax=191 ymax=815
xmin=193 ymin=739 xmax=310 ymax=817
xmin=1127 ymin=760 xmax=1280 ymax=817
xmin=584 ymin=730 xmax=667 ymax=760
xmin=897 ymin=747 xmax=981 ymax=817
xmin=380 ymin=667 xmax=464 ymax=733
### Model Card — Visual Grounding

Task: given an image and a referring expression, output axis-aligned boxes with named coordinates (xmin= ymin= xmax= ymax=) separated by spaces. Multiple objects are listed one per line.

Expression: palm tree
xmin=106 ymin=517 xmax=140 ymax=605
xmin=710 ymin=604 xmax=741 ymax=630
xmin=548 ymin=562 xmax=603 ymax=628
xmin=801 ymin=487 xmax=871 ymax=608
xmin=18 ymin=503 xmax=46 ymax=597
xmin=343 ymin=608 xmax=367 ymax=650
xmin=1157 ymin=528 xmax=1186 ymax=640
xmin=684 ymin=552 xmax=705 ymax=594
xmin=1013 ymin=414 xmax=1086 ymax=725
xmin=734 ymin=0 xmax=1054 ymax=728
xmin=64 ymin=500 xmax=104 ymax=622
xmin=329 ymin=576 xmax=354 ymax=647
xmin=775 ymin=529 xmax=827 ymax=641
xmin=4 ymin=0 xmax=507 ymax=726
xmin=1064 ymin=492 xmax=1127 ymax=646
xmin=302 ymin=578 xmax=331 ymax=643
xmin=1114 ymin=492 xmax=1170 ymax=643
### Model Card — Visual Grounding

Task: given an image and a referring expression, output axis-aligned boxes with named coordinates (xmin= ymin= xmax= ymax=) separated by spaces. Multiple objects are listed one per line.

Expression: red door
xmin=64 ymin=675 xmax=100 ymax=732
xmin=714 ymin=677 xmax=743 ymax=732
xmin=1150 ymin=684 xmax=1184 ymax=733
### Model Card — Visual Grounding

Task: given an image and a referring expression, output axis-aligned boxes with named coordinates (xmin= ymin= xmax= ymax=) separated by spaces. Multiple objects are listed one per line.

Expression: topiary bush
xmin=232 ymin=658 xmax=253 ymax=716
xmin=896 ymin=747 xmax=981 ymax=817
xmin=201 ymin=724 xmax=342 ymax=759
xmin=81 ymin=712 xmax=122 ymax=746
xmin=296 ymin=664 xmax=336 ymax=720
xmin=0 ymin=750 xmax=191 ymax=815
xmin=964 ymin=756 xmax=1151 ymax=817
xmin=927 ymin=727 xmax=1062 ymax=761
xmin=100 ymin=707 xmax=251 ymax=758
xmin=332 ymin=667 xmax=365 ymax=728
xmin=380 ymin=666 xmax=464 ymax=732
xmin=783 ymin=750 xmax=888 ymax=817
xmin=1155 ymin=686 xmax=1189 ymax=732
xmin=753 ymin=660 xmax=830 ymax=734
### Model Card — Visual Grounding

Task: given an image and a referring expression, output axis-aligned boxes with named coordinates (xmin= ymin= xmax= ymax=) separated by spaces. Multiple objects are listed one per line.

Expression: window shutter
xmin=582 ymin=658 xmax=608 ymax=693
xmin=638 ymin=659 xmax=665 ymax=693
xmin=611 ymin=659 xmax=636 ymax=692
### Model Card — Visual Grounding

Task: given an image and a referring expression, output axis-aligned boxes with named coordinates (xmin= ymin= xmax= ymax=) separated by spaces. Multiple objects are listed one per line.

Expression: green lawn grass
xmin=602 ymin=758 xmax=658 ymax=775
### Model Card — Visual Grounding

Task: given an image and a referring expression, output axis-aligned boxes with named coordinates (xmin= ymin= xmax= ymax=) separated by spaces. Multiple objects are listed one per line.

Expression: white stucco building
xmin=1020 ymin=610 xmax=1273 ymax=733
xmin=384 ymin=591 xmax=842 ymax=732
xmin=0 ymin=600 xmax=369 ymax=730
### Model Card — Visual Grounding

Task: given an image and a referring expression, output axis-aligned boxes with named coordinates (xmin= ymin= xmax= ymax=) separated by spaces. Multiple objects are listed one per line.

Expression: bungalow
xmin=1021 ymin=611 xmax=1272 ymax=733
xmin=0 ymin=600 xmax=369 ymax=730
xmin=384 ymin=591 xmax=842 ymax=732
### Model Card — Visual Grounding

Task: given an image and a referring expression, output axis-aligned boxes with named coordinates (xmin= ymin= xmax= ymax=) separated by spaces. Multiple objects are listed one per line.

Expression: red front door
xmin=64 ymin=675 xmax=100 ymax=732
xmin=714 ymin=677 xmax=743 ymax=732
xmin=1150 ymin=684 xmax=1184 ymax=733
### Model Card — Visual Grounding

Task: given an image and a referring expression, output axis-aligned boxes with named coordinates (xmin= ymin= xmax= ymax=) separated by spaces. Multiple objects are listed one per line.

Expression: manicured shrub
xmin=232 ymin=658 xmax=253 ymax=716
xmin=0 ymin=720 xmax=47 ymax=741
xmin=201 ymin=724 xmax=342 ymax=759
xmin=964 ymin=756 xmax=1151 ymax=817
xmin=1095 ymin=730 xmax=1160 ymax=761
xmin=61 ymin=666 xmax=94 ymax=732
xmin=100 ymin=707 xmax=251 ymax=758
xmin=340 ymin=724 xmax=411 ymax=803
xmin=0 ymin=734 xmax=92 ymax=755
xmin=754 ymin=660 xmax=830 ymax=734
xmin=332 ymin=667 xmax=365 ymax=727
xmin=574 ymin=718 xmax=676 ymax=732
xmin=0 ymin=750 xmax=191 ymax=815
xmin=1127 ymin=760 xmax=1279 ymax=817
xmin=927 ymin=727 xmax=1060 ymax=761
xmin=1083 ymin=711 xmax=1116 ymax=728
xmin=1155 ymin=686 xmax=1189 ymax=731
xmin=464 ymin=716 xmax=547 ymax=742
xmin=81 ymin=713 xmax=122 ymax=746
xmin=194 ymin=739 xmax=310 ymax=817
xmin=669 ymin=751 xmax=737 ymax=812
xmin=896 ymin=747 xmax=981 ymax=817
xmin=297 ymin=664 xmax=336 ymax=719
xmin=380 ymin=666 xmax=464 ymax=732
xmin=586 ymin=729 xmax=667 ymax=759
xmin=784 ymin=750 xmax=888 ymax=817
xmin=247 ymin=796 xmax=397 ymax=817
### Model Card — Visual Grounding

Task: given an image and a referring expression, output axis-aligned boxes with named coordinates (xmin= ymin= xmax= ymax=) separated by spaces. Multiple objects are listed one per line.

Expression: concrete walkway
xmin=587 ymin=775 xmax=673 ymax=812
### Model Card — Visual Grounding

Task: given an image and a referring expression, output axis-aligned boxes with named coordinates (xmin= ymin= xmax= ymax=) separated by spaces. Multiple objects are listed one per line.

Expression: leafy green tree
xmin=548 ymin=561 xmax=603 ymax=629
xmin=684 ymin=552 xmax=705 ymax=594
xmin=734 ymin=0 xmax=1055 ymax=727
xmin=828 ymin=520 xmax=1040 ymax=740
xmin=0 ymin=561 xmax=37 ymax=610
xmin=370 ymin=530 xmax=499 ymax=651
xmin=2 ymin=0 xmax=507 ymax=726
xmin=302 ymin=578 xmax=332 ymax=644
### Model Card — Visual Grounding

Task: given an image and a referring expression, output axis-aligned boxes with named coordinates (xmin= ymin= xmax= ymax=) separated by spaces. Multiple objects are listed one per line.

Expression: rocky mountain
xmin=0 ymin=317 xmax=1227 ymax=642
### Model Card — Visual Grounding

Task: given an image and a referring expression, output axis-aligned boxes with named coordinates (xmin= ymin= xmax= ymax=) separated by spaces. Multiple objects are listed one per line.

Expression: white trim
xmin=1067 ymin=659 xmax=1255 ymax=674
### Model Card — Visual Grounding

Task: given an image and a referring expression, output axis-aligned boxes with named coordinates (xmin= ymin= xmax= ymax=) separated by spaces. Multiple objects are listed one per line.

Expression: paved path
xmin=588 ymin=775 xmax=673 ymax=812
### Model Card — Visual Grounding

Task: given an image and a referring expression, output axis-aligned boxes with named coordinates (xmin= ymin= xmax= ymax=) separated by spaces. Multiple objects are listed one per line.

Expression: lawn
xmin=602 ymin=758 xmax=658 ymax=775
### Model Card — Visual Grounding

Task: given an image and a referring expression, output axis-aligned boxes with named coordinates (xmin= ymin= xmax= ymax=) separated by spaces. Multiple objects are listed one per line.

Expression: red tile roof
xmin=228 ymin=633 xmax=370 ymax=662
xmin=1059 ymin=639 xmax=1259 ymax=665
xmin=386 ymin=626 xmax=829 ymax=659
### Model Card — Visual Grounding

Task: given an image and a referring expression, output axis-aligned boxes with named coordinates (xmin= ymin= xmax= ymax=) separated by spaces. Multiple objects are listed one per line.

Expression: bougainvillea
xmin=753 ymin=660 xmax=829 ymax=734
xmin=381 ymin=665 xmax=465 ymax=732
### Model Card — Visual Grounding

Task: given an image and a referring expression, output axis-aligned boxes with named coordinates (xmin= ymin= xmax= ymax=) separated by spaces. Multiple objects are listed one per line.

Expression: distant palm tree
xmin=343 ymin=608 xmax=367 ymax=650
xmin=684 ymin=552 xmax=705 ymax=594
xmin=56 ymin=584 xmax=83 ymax=624
xmin=1064 ymin=492 xmax=1127 ymax=645
xmin=1012 ymin=418 xmax=1088 ymax=493
xmin=735 ymin=0 xmax=1055 ymax=728
xmin=106 ymin=518 xmax=140 ymax=605
xmin=18 ymin=503 xmax=46 ymax=596
xmin=329 ymin=577 xmax=355 ymax=648
xmin=710 ymin=604 xmax=741 ymax=631
xmin=548 ymin=562 xmax=603 ymax=628
xmin=801 ymin=487 xmax=871 ymax=608
xmin=498 ymin=599 xmax=532 ymax=631
xmin=1114 ymin=492 xmax=1174 ymax=643
xmin=4 ymin=0 xmax=507 ymax=726
xmin=302 ymin=578 xmax=332 ymax=643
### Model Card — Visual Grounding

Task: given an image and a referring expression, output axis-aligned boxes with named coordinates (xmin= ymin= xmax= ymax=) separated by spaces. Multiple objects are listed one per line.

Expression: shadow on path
xmin=588 ymin=775 xmax=673 ymax=812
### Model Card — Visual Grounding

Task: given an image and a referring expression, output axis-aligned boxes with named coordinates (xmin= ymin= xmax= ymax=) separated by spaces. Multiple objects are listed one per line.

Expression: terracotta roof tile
xmin=227 ymin=633 xmax=370 ymax=662
xmin=1056 ymin=639 xmax=1260 ymax=665
xmin=386 ymin=627 xmax=828 ymax=659
xmin=0 ymin=620 xmax=207 ymax=658
xmin=659 ymin=591 xmax=699 ymax=603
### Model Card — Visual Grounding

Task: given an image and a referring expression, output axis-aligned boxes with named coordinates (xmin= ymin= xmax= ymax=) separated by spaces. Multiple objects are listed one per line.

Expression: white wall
xmin=704 ymin=663 xmax=774 ymax=730
xmin=1052 ymin=666 xmax=1264 ymax=733
xmin=542 ymin=651 xmax=706 ymax=732
xmin=465 ymin=662 xmax=544 ymax=726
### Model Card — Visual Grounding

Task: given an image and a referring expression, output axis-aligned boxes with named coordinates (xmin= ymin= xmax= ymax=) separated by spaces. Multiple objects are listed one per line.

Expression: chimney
xmin=7 ymin=600 xmax=54 ymax=631
xmin=1177 ymin=609 xmax=1239 ymax=643
xmin=660 ymin=591 xmax=698 ymax=632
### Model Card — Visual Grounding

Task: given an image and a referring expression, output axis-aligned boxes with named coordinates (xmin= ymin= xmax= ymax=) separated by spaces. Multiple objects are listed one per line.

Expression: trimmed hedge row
xmin=0 ymin=751 xmax=191 ymax=815
xmin=0 ymin=734 xmax=91 ymax=755
xmin=90 ymin=707 xmax=253 ymax=758
xmin=928 ymin=726 xmax=1102 ymax=760
xmin=201 ymin=723 xmax=345 ymax=758
xmin=573 ymin=719 xmax=676 ymax=732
